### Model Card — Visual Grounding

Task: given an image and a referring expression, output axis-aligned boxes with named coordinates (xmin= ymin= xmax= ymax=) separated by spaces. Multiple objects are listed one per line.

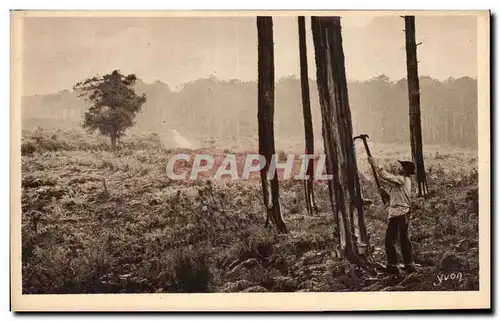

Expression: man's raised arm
xmin=368 ymin=156 xmax=405 ymax=186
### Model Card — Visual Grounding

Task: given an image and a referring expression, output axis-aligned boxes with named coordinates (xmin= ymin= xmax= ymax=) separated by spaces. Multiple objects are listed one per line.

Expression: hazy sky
xmin=21 ymin=15 xmax=478 ymax=96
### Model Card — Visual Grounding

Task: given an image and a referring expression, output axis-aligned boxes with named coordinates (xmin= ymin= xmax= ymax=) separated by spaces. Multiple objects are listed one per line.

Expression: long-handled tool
xmin=354 ymin=134 xmax=390 ymax=205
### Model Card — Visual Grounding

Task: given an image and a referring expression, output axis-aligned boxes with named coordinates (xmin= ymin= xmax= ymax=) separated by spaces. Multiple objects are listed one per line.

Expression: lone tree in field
xmin=257 ymin=16 xmax=288 ymax=234
xmin=403 ymin=16 xmax=429 ymax=197
xmin=311 ymin=16 xmax=368 ymax=264
xmin=298 ymin=16 xmax=318 ymax=215
xmin=74 ymin=70 xmax=147 ymax=149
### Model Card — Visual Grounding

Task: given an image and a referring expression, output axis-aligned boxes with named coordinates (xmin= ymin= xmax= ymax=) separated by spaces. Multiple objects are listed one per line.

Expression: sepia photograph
xmin=10 ymin=10 xmax=490 ymax=311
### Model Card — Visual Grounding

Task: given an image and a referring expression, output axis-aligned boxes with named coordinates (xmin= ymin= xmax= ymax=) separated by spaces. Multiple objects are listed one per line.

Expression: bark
xmin=311 ymin=16 xmax=368 ymax=264
xmin=311 ymin=17 xmax=342 ymax=251
xmin=298 ymin=16 xmax=318 ymax=215
xmin=257 ymin=17 xmax=288 ymax=234
xmin=404 ymin=16 xmax=429 ymax=197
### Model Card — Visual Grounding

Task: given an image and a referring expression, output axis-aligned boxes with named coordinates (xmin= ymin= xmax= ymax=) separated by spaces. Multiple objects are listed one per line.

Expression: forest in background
xmin=22 ymin=75 xmax=478 ymax=149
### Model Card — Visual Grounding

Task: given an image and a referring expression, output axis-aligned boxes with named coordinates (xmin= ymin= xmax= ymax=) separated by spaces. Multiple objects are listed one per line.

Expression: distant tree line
xmin=348 ymin=75 xmax=477 ymax=148
xmin=147 ymin=75 xmax=477 ymax=148
xmin=22 ymin=75 xmax=477 ymax=148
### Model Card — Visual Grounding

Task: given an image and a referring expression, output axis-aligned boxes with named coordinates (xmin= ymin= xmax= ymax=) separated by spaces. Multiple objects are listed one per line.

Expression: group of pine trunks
xmin=256 ymin=16 xmax=428 ymax=267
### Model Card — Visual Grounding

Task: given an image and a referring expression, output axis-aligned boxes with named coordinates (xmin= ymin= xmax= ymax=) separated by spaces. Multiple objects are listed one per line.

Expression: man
xmin=368 ymin=156 xmax=416 ymax=274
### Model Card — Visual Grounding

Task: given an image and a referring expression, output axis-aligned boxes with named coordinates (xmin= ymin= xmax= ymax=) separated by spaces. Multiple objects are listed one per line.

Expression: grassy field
xmin=20 ymin=128 xmax=479 ymax=293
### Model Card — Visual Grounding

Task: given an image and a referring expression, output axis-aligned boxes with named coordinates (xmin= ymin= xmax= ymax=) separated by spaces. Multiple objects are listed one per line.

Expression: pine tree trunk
xmin=257 ymin=16 xmax=288 ymax=234
xmin=404 ymin=16 xmax=429 ymax=197
xmin=311 ymin=17 xmax=342 ymax=252
xmin=311 ymin=17 xmax=368 ymax=263
xmin=110 ymin=130 xmax=117 ymax=149
xmin=298 ymin=16 xmax=318 ymax=215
